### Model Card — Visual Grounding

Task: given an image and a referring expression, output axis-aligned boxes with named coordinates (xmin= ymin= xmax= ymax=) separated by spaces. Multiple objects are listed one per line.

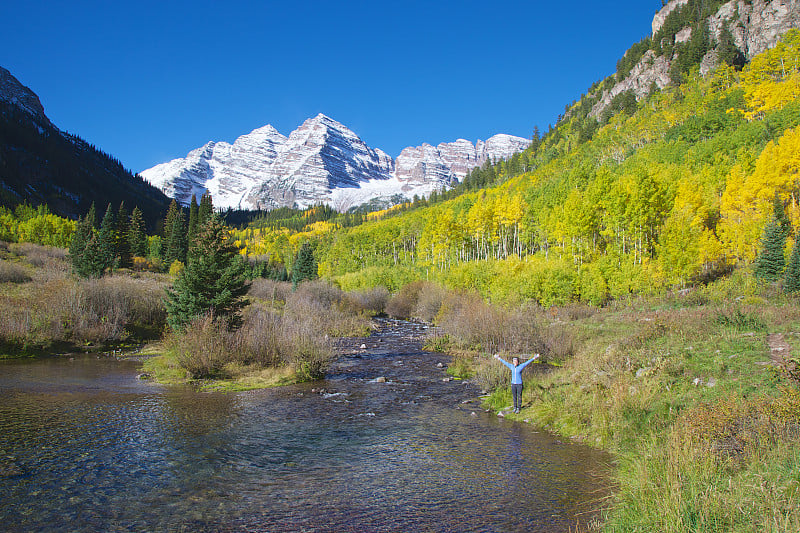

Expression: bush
xmin=0 ymin=260 xmax=32 ymax=283
xmin=385 ymin=280 xmax=444 ymax=320
xmin=164 ymin=313 xmax=230 ymax=378
xmin=248 ymin=279 xmax=292 ymax=303
xmin=345 ymin=286 xmax=389 ymax=315
xmin=73 ymin=275 xmax=167 ymax=341
xmin=9 ymin=243 xmax=68 ymax=267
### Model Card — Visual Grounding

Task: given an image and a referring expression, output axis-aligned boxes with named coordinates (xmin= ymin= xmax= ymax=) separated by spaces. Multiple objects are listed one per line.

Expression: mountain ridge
xmin=0 ymin=66 xmax=170 ymax=226
xmin=140 ymin=113 xmax=530 ymax=210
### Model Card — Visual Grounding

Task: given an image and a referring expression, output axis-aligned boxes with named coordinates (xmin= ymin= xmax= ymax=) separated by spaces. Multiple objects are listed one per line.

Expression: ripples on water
xmin=0 ymin=320 xmax=609 ymax=532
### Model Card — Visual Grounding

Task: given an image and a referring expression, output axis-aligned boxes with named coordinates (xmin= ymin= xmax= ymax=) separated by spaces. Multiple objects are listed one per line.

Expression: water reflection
xmin=0 ymin=321 xmax=609 ymax=532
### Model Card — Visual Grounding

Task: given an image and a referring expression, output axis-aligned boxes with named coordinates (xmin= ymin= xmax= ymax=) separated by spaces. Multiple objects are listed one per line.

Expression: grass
xmin=426 ymin=268 xmax=800 ymax=531
xmin=0 ymin=244 xmax=168 ymax=355
xmin=141 ymin=347 xmax=299 ymax=391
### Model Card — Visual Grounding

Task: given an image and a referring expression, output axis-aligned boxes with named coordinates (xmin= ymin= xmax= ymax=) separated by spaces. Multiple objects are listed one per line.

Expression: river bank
xmin=0 ymin=317 xmax=609 ymax=532
xmin=437 ymin=271 xmax=800 ymax=532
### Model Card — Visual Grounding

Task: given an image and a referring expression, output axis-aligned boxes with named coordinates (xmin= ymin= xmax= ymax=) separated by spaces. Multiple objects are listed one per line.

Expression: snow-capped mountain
xmin=140 ymin=114 xmax=530 ymax=210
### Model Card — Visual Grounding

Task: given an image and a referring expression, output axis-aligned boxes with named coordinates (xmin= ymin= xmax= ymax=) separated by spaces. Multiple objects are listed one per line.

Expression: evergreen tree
xmin=164 ymin=209 xmax=187 ymax=266
xmin=68 ymin=214 xmax=93 ymax=277
xmin=785 ymin=237 xmax=800 ymax=293
xmin=198 ymin=193 xmax=214 ymax=226
xmin=164 ymin=214 xmax=249 ymax=331
xmin=163 ymin=199 xmax=180 ymax=243
xmin=187 ymin=194 xmax=199 ymax=240
xmin=755 ymin=219 xmax=786 ymax=282
xmin=98 ymin=203 xmax=117 ymax=272
xmin=128 ymin=206 xmax=148 ymax=258
xmin=82 ymin=231 xmax=107 ymax=278
xmin=292 ymin=241 xmax=318 ymax=288
xmin=86 ymin=202 xmax=97 ymax=230
xmin=117 ymin=201 xmax=131 ymax=268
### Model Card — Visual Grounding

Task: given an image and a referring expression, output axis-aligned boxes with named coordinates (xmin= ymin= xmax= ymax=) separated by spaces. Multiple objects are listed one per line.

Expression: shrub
xmin=248 ymin=279 xmax=292 ymax=303
xmin=164 ymin=313 xmax=230 ymax=378
xmin=0 ymin=260 xmax=32 ymax=283
xmin=10 ymin=243 xmax=68 ymax=267
xmin=345 ymin=286 xmax=389 ymax=315
xmin=230 ymin=305 xmax=282 ymax=366
xmin=413 ymin=282 xmax=448 ymax=322
xmin=168 ymin=260 xmax=184 ymax=277
xmin=385 ymin=280 xmax=442 ymax=319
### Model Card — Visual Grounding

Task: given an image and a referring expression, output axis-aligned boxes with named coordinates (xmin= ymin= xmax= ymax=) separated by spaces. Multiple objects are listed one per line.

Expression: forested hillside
xmin=232 ymin=30 xmax=800 ymax=305
xmin=0 ymin=99 xmax=170 ymax=228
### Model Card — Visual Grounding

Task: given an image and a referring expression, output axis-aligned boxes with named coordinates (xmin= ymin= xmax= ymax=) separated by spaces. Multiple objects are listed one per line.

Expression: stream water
xmin=0 ymin=318 xmax=609 ymax=532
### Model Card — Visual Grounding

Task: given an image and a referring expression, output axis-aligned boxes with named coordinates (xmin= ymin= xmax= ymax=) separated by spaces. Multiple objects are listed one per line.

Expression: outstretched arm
xmin=517 ymin=354 xmax=540 ymax=370
xmin=493 ymin=353 xmax=515 ymax=371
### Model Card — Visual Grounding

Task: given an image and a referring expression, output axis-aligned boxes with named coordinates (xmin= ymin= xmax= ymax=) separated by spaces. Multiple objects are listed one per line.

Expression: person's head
xmin=512 ymin=357 xmax=520 ymax=366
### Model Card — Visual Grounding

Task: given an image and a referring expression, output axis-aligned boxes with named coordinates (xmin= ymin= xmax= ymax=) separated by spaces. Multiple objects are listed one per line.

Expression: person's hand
xmin=493 ymin=353 xmax=499 ymax=359
xmin=532 ymin=353 xmax=540 ymax=360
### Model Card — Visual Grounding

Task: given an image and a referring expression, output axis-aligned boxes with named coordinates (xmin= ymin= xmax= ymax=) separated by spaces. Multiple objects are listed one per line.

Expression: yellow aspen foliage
xmin=742 ymin=29 xmax=800 ymax=120
xmin=720 ymin=126 xmax=800 ymax=261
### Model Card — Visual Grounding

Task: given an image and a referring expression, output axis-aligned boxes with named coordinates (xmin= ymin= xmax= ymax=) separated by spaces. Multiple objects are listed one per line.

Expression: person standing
xmin=493 ymin=353 xmax=539 ymax=413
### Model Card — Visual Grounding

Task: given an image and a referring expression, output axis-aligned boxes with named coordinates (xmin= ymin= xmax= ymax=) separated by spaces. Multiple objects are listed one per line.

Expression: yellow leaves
xmin=719 ymin=127 xmax=800 ymax=261
xmin=742 ymin=29 xmax=800 ymax=120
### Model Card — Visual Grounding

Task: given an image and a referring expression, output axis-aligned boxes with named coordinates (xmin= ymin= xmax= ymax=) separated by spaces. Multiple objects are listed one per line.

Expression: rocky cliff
xmin=591 ymin=0 xmax=800 ymax=118
xmin=141 ymin=114 xmax=530 ymax=210
xmin=0 ymin=66 xmax=51 ymax=127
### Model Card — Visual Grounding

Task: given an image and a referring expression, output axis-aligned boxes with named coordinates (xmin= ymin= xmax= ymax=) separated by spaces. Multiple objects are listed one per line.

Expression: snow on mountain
xmin=140 ymin=114 xmax=530 ymax=210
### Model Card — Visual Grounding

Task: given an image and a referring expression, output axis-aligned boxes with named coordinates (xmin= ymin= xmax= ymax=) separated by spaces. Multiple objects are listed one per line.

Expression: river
xmin=0 ymin=318 xmax=609 ymax=532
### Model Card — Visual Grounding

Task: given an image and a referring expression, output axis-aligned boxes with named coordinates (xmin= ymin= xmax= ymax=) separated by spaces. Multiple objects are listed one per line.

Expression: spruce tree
xmin=117 ymin=201 xmax=131 ymax=268
xmin=164 ymin=214 xmax=249 ymax=331
xmin=755 ymin=195 xmax=790 ymax=282
xmin=164 ymin=209 xmax=187 ymax=266
xmin=292 ymin=241 xmax=318 ymax=288
xmin=98 ymin=203 xmax=117 ymax=272
xmin=86 ymin=202 xmax=97 ymax=229
xmin=128 ymin=206 xmax=148 ymax=258
xmin=786 ymin=238 xmax=800 ymax=293
xmin=198 ymin=193 xmax=214 ymax=226
xmin=187 ymin=194 xmax=199 ymax=240
xmin=163 ymin=199 xmax=180 ymax=244
xmin=83 ymin=231 xmax=107 ymax=278
xmin=69 ymin=215 xmax=92 ymax=277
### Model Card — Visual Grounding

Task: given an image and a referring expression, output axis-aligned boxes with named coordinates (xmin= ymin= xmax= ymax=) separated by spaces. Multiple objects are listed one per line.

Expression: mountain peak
xmin=0 ymin=66 xmax=51 ymax=125
xmin=141 ymin=116 xmax=530 ymax=211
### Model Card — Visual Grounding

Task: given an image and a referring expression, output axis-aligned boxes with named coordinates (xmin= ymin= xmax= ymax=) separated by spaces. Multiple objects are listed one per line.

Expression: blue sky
xmin=1 ymin=1 xmax=661 ymax=172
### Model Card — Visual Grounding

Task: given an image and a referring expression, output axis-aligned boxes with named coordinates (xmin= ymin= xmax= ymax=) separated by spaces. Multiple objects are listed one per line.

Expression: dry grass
xmin=0 ymin=267 xmax=167 ymax=352
xmin=0 ymin=260 xmax=32 ymax=283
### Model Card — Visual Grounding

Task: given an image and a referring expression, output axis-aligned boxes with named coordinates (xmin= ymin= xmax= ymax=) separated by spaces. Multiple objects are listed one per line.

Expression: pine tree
xmin=163 ymin=199 xmax=180 ymax=243
xmin=98 ymin=203 xmax=117 ymax=272
xmin=69 ymin=214 xmax=92 ymax=277
xmin=755 ymin=219 xmax=787 ymax=283
xmin=86 ymin=202 xmax=97 ymax=230
xmin=786 ymin=238 xmax=800 ymax=293
xmin=292 ymin=241 xmax=318 ymax=288
xmin=187 ymin=194 xmax=199 ymax=240
xmin=117 ymin=201 xmax=131 ymax=268
xmin=164 ymin=209 xmax=187 ymax=266
xmin=198 ymin=193 xmax=214 ymax=226
xmin=164 ymin=214 xmax=249 ymax=330
xmin=83 ymin=231 xmax=107 ymax=278
xmin=128 ymin=206 xmax=148 ymax=258
xmin=755 ymin=195 xmax=791 ymax=282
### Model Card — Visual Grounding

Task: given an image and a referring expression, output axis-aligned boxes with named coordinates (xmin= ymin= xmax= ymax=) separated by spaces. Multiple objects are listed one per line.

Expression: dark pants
xmin=511 ymin=384 xmax=523 ymax=410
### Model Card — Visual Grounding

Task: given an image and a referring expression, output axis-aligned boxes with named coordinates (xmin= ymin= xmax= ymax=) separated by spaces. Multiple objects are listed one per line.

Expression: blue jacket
xmin=498 ymin=357 xmax=535 ymax=385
